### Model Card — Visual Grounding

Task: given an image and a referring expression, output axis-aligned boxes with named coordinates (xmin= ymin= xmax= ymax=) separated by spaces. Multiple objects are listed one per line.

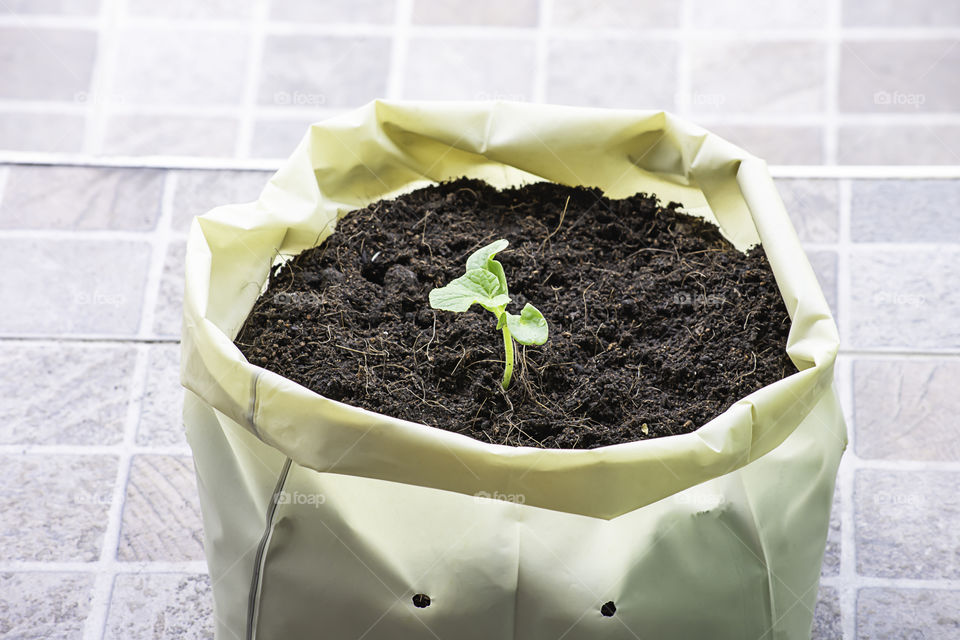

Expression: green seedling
xmin=429 ymin=239 xmax=549 ymax=390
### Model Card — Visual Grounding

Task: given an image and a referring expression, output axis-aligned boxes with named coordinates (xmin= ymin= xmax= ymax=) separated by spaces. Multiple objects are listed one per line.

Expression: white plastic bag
xmin=183 ymin=101 xmax=845 ymax=639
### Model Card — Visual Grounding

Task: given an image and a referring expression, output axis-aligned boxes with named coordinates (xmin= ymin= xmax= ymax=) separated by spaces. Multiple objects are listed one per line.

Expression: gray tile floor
xmin=0 ymin=0 xmax=957 ymax=163
xmin=1 ymin=165 xmax=958 ymax=638
xmin=1 ymin=1 xmax=958 ymax=639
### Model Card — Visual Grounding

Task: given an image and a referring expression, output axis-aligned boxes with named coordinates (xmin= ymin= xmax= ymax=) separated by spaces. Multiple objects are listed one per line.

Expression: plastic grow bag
xmin=182 ymin=101 xmax=846 ymax=640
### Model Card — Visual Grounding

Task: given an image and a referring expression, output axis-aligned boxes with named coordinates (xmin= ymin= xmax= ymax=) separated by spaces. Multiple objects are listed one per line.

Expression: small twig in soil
xmin=455 ymin=187 xmax=480 ymax=201
xmin=498 ymin=384 xmax=515 ymax=429
xmin=514 ymin=426 xmax=545 ymax=448
xmin=736 ymin=352 xmax=758 ymax=384
xmin=333 ymin=343 xmax=385 ymax=357
xmin=582 ymin=282 xmax=594 ymax=329
xmin=310 ymin=215 xmax=339 ymax=255
xmin=450 ymin=396 xmax=490 ymax=435
xmin=450 ymin=344 xmax=468 ymax=376
xmin=423 ymin=313 xmax=437 ymax=360
xmin=369 ymin=362 xmax=412 ymax=375
xmin=685 ymin=249 xmax=726 ymax=256
xmin=399 ymin=386 xmax=454 ymax=414
xmin=538 ymin=195 xmax=570 ymax=253
xmin=414 ymin=211 xmax=435 ymax=260
xmin=623 ymin=246 xmax=676 ymax=262
xmin=499 ymin=379 xmax=515 ymax=405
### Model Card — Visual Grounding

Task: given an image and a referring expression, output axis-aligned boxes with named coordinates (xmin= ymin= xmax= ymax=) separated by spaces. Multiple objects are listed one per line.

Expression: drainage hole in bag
xmin=412 ymin=594 xmax=431 ymax=608
xmin=601 ymin=601 xmax=616 ymax=617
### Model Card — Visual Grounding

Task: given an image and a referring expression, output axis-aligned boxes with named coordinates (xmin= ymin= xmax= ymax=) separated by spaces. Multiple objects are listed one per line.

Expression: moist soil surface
xmin=236 ymin=178 xmax=794 ymax=449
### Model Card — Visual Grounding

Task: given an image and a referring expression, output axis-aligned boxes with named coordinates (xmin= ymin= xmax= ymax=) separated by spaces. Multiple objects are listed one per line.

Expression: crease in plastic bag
xmin=183 ymin=100 xmax=842 ymax=520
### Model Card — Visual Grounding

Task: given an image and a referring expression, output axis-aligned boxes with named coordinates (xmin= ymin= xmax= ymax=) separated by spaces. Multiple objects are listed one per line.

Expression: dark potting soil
xmin=235 ymin=178 xmax=794 ymax=449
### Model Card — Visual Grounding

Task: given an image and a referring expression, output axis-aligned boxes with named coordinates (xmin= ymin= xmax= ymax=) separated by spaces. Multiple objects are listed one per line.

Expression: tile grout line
xmin=0 ymin=164 xmax=10 ymax=209
xmin=80 ymin=0 xmax=111 ymax=153
xmin=234 ymin=0 xmax=268 ymax=159
xmin=2 ymin=152 xmax=960 ymax=178
xmin=1 ymin=561 xmax=209 ymax=573
xmin=836 ymin=177 xmax=857 ymax=639
xmin=83 ymin=0 xmax=122 ymax=155
xmin=11 ymin=99 xmax=960 ymax=126
xmin=840 ymin=347 xmax=960 ymax=357
xmin=823 ymin=0 xmax=841 ymax=164
xmin=0 ymin=100 xmax=348 ymax=119
xmin=385 ymin=0 xmax=412 ymax=100
xmin=845 ymin=459 xmax=960 ymax=472
xmin=3 ymin=14 xmax=960 ymax=39
xmin=688 ymin=113 xmax=960 ymax=125
xmin=0 ymin=444 xmax=191 ymax=456
xmin=531 ymin=0 xmax=551 ymax=103
xmin=137 ymin=171 xmax=177 ymax=339
xmin=0 ymin=151 xmax=285 ymax=171
xmin=0 ymin=15 xmax=101 ymax=28
xmin=80 ymin=168 xmax=177 ymax=638
xmin=676 ymin=0 xmax=692 ymax=116
xmin=805 ymin=241 xmax=960 ymax=251
xmin=0 ymin=229 xmax=175 ymax=241
xmin=837 ymin=357 xmax=858 ymax=639
xmin=80 ymin=342 xmax=149 ymax=640
xmin=0 ymin=334 xmax=181 ymax=343
xmin=821 ymin=575 xmax=960 ymax=591
xmin=847 ymin=577 xmax=960 ymax=591
xmin=837 ymin=179 xmax=852 ymax=348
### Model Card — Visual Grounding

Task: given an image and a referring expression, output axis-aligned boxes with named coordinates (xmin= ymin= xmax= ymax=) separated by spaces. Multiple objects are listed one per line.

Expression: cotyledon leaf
xmin=505 ymin=303 xmax=549 ymax=345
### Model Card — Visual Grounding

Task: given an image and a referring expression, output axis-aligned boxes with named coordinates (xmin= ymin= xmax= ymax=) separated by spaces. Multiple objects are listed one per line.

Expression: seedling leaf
xmin=467 ymin=239 xmax=509 ymax=295
xmin=428 ymin=269 xmax=510 ymax=313
xmin=466 ymin=239 xmax=509 ymax=271
xmin=505 ymin=303 xmax=549 ymax=345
